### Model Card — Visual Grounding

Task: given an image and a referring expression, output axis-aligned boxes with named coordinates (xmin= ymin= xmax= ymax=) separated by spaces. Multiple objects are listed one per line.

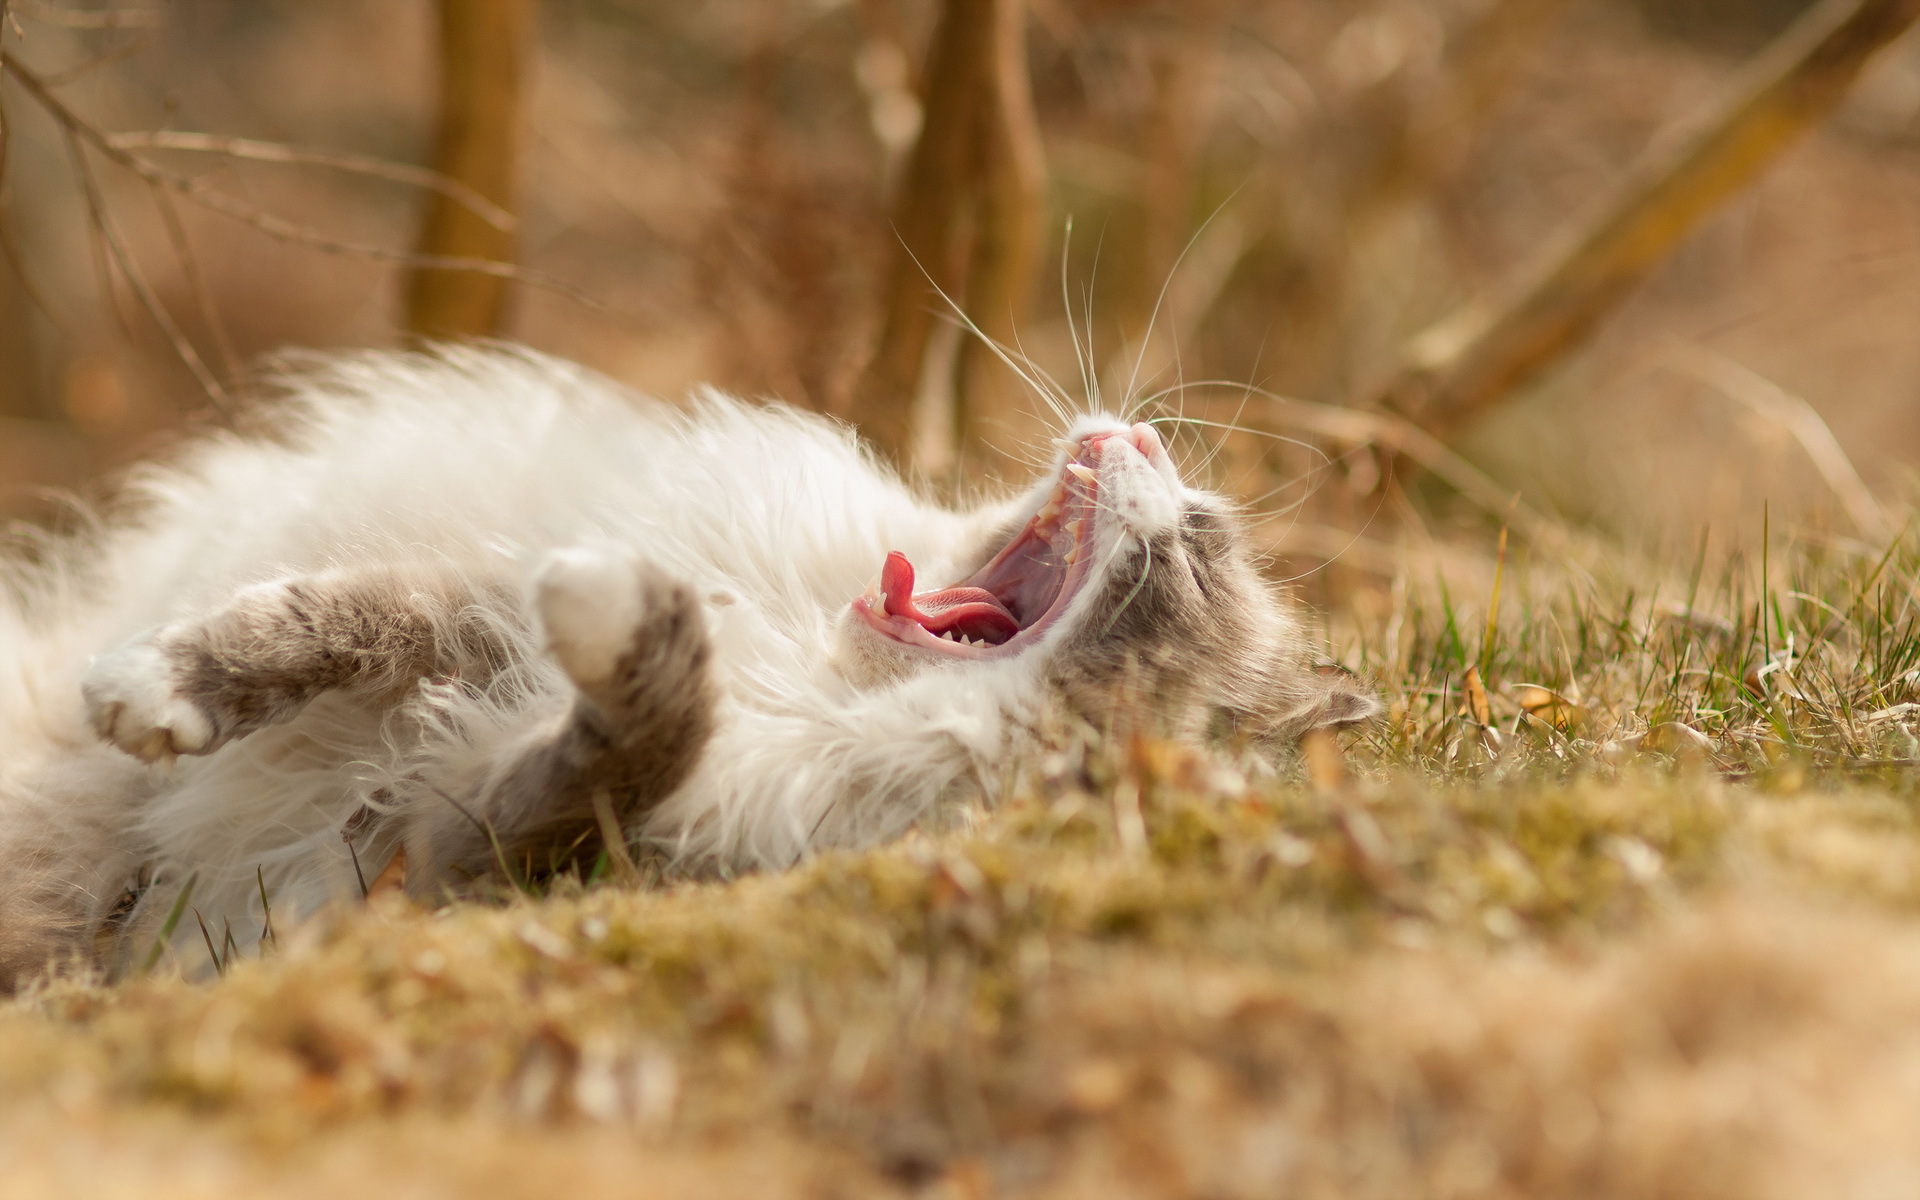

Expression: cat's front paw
xmin=81 ymin=638 xmax=216 ymax=764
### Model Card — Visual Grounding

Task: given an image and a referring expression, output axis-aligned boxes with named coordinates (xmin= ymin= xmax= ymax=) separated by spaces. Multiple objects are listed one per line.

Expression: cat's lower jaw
xmin=81 ymin=639 xmax=216 ymax=765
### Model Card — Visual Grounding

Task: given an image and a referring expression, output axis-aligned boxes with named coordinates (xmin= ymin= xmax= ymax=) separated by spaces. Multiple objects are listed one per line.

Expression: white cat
xmin=0 ymin=347 xmax=1373 ymax=988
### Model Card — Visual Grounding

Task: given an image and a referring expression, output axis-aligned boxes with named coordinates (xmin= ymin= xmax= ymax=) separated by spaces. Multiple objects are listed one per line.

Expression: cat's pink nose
xmin=1080 ymin=423 xmax=1165 ymax=462
xmin=1127 ymin=423 xmax=1164 ymax=460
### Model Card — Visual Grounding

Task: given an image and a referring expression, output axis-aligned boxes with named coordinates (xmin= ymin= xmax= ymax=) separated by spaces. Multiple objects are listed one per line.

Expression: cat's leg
xmin=402 ymin=549 xmax=716 ymax=895
xmin=82 ymin=565 xmax=509 ymax=763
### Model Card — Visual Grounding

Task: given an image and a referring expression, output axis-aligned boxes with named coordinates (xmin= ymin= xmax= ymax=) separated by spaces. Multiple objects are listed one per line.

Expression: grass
xmin=10 ymin=520 xmax=1920 ymax=1197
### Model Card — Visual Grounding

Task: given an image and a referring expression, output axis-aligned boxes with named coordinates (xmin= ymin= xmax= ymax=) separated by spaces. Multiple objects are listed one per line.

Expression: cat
xmin=0 ymin=346 xmax=1376 ymax=990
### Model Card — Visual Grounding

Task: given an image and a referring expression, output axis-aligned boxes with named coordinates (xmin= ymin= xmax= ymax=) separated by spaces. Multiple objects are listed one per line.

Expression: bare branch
xmin=0 ymin=51 xmax=606 ymax=313
xmin=1368 ymin=0 xmax=1920 ymax=439
xmin=1254 ymin=391 xmax=1558 ymax=544
xmin=108 ymin=131 xmax=518 ymax=232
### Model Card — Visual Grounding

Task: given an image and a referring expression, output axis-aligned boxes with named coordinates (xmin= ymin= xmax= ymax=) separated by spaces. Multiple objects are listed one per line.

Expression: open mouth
xmin=853 ymin=450 xmax=1103 ymax=660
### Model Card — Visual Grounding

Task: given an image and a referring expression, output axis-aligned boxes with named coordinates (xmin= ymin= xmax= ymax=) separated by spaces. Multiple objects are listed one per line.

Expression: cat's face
xmin=834 ymin=419 xmax=1377 ymax=746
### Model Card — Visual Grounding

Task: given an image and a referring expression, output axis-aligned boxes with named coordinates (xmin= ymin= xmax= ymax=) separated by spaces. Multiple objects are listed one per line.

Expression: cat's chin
xmin=831 ymin=422 xmax=1170 ymax=687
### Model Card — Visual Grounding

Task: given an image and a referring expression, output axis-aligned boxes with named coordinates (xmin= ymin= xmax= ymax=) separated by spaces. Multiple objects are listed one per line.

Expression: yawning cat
xmin=0 ymin=347 xmax=1374 ymax=989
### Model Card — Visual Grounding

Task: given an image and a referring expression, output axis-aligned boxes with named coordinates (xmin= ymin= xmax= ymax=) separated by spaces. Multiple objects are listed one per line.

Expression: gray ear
xmin=1309 ymin=664 xmax=1382 ymax=730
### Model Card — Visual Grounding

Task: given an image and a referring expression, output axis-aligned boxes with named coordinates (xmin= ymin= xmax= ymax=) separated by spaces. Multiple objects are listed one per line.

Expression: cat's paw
xmin=534 ymin=548 xmax=652 ymax=688
xmin=81 ymin=638 xmax=216 ymax=765
xmin=534 ymin=548 xmax=702 ymax=695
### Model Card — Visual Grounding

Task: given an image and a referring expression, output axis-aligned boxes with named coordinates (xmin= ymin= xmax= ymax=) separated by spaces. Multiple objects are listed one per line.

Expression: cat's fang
xmin=1066 ymin=463 xmax=1096 ymax=485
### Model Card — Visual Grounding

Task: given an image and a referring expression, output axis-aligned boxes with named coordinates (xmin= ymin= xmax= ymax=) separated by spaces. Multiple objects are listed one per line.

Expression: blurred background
xmin=3 ymin=0 xmax=1919 ymax=608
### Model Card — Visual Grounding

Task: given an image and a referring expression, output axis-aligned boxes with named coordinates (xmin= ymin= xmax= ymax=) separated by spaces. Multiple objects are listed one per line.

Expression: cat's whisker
xmin=1099 ymin=534 xmax=1153 ymax=638
xmin=1060 ymin=218 xmax=1098 ymax=424
xmin=895 ymin=242 xmax=1075 ymax=437
xmin=1117 ymin=196 xmax=1235 ymax=427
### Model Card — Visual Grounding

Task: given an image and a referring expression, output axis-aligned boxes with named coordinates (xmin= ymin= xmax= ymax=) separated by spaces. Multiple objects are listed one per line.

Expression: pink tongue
xmin=880 ymin=551 xmax=1020 ymax=643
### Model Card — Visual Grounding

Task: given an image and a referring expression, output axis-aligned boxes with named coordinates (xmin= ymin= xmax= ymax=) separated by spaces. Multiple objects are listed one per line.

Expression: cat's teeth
xmin=1066 ymin=463 xmax=1096 ymax=485
xmin=874 ymin=594 xmax=889 ymax=618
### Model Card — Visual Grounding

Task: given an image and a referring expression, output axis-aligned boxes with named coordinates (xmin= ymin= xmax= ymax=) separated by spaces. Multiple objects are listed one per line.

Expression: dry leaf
xmin=1641 ymin=722 xmax=1713 ymax=758
xmin=1513 ymin=683 xmax=1585 ymax=732
xmin=1462 ymin=666 xmax=1493 ymax=728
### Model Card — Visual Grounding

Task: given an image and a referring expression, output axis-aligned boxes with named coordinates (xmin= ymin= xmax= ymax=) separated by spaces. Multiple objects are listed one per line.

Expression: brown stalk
xmin=952 ymin=0 xmax=1045 ymax=461
xmin=854 ymin=0 xmax=995 ymax=466
xmin=405 ymin=0 xmax=535 ymax=340
xmin=853 ymin=0 xmax=1045 ymax=469
xmin=1367 ymin=0 xmax=1920 ymax=439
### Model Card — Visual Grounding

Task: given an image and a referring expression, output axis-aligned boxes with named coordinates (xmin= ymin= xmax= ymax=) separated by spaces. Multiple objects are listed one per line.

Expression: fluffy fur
xmin=0 ymin=347 xmax=1373 ymax=988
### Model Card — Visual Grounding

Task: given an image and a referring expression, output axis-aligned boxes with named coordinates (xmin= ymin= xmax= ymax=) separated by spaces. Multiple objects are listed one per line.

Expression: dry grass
xmin=8 ymin=525 xmax=1920 ymax=1196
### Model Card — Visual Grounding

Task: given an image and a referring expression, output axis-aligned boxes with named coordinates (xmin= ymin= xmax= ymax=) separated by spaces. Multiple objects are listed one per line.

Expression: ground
xmin=4 ymin=526 xmax=1920 ymax=1199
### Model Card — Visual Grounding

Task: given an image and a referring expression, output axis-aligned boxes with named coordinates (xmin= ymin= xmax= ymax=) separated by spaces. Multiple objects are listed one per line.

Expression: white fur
xmin=0 ymin=348 xmax=1077 ymax=955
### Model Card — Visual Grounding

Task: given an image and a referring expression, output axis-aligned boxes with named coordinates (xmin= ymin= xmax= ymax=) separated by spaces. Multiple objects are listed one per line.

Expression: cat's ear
xmin=1306 ymin=663 xmax=1381 ymax=730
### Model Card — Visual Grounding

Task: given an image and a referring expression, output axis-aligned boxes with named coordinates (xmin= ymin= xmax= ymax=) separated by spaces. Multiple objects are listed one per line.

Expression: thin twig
xmin=1 ymin=52 xmax=609 ymax=315
xmin=13 ymin=0 xmax=161 ymax=30
xmin=1190 ymin=385 xmax=1561 ymax=543
xmin=147 ymin=178 xmax=244 ymax=391
xmin=109 ymin=131 xmax=517 ymax=232
xmin=40 ymin=32 xmax=147 ymax=87
xmin=1675 ymin=344 xmax=1890 ymax=543
xmin=65 ymin=121 xmax=236 ymax=418
xmin=424 ymin=780 xmax=528 ymax=895
xmin=590 ymin=788 xmax=642 ymax=885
